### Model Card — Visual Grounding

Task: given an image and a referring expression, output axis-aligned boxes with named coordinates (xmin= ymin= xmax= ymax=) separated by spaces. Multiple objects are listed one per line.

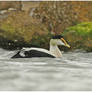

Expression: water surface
xmin=0 ymin=48 xmax=92 ymax=91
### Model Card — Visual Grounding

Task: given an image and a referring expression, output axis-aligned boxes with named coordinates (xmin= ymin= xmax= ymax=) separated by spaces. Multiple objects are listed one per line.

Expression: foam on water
xmin=0 ymin=48 xmax=18 ymax=59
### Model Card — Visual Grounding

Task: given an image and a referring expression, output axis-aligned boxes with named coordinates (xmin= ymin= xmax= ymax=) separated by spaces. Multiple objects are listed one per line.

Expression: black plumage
xmin=11 ymin=50 xmax=55 ymax=58
xmin=52 ymin=35 xmax=63 ymax=39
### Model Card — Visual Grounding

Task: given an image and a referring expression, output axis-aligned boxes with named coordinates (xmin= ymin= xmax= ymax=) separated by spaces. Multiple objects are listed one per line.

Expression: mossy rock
xmin=63 ymin=22 xmax=92 ymax=52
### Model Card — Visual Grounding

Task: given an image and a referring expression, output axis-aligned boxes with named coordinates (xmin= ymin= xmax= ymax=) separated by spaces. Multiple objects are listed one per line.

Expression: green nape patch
xmin=63 ymin=22 xmax=92 ymax=52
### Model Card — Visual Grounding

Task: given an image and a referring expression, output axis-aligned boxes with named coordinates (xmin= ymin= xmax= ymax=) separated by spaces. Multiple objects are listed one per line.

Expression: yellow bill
xmin=61 ymin=38 xmax=70 ymax=48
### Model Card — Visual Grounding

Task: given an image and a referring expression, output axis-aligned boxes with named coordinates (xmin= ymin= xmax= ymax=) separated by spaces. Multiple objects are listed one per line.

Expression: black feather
xmin=52 ymin=35 xmax=63 ymax=39
xmin=11 ymin=50 xmax=55 ymax=58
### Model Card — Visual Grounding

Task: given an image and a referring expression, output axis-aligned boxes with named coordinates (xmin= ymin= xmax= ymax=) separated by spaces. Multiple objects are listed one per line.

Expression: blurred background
xmin=0 ymin=1 xmax=92 ymax=52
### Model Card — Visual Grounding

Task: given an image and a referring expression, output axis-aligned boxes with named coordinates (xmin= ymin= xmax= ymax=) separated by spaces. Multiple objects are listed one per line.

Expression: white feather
xmin=22 ymin=47 xmax=55 ymax=57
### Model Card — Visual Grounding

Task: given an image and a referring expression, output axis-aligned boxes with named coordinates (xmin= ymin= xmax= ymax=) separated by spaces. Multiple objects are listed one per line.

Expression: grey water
xmin=0 ymin=48 xmax=92 ymax=91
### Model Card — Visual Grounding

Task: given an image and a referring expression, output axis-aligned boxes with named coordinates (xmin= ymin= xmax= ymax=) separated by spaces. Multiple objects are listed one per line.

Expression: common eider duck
xmin=11 ymin=35 xmax=70 ymax=58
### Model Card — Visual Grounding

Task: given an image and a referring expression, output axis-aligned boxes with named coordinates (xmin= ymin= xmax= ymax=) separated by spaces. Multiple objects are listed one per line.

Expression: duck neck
xmin=49 ymin=44 xmax=62 ymax=58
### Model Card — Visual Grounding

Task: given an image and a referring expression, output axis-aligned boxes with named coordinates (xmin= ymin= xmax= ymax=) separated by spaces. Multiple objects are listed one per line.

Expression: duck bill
xmin=61 ymin=38 xmax=70 ymax=48
xmin=65 ymin=44 xmax=70 ymax=48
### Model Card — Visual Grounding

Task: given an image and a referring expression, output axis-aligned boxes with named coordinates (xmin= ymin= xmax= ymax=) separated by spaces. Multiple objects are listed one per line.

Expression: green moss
xmin=66 ymin=22 xmax=92 ymax=37
xmin=63 ymin=22 xmax=92 ymax=52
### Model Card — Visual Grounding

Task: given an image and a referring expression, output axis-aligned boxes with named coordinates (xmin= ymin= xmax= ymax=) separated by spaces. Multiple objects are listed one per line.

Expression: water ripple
xmin=0 ymin=48 xmax=92 ymax=91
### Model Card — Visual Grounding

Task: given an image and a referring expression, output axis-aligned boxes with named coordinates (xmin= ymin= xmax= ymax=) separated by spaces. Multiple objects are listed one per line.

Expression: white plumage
xmin=12 ymin=35 xmax=70 ymax=58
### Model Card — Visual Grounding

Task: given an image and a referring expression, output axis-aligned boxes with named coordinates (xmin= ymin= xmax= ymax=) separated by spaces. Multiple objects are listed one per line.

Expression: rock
xmin=0 ymin=10 xmax=8 ymax=15
xmin=63 ymin=22 xmax=92 ymax=52
xmin=0 ymin=1 xmax=21 ymax=10
xmin=21 ymin=1 xmax=40 ymax=12
xmin=8 ymin=8 xmax=17 ymax=11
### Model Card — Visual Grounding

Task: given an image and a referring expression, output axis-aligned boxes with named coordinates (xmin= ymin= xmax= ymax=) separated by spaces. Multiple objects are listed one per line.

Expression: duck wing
xmin=11 ymin=48 xmax=55 ymax=58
